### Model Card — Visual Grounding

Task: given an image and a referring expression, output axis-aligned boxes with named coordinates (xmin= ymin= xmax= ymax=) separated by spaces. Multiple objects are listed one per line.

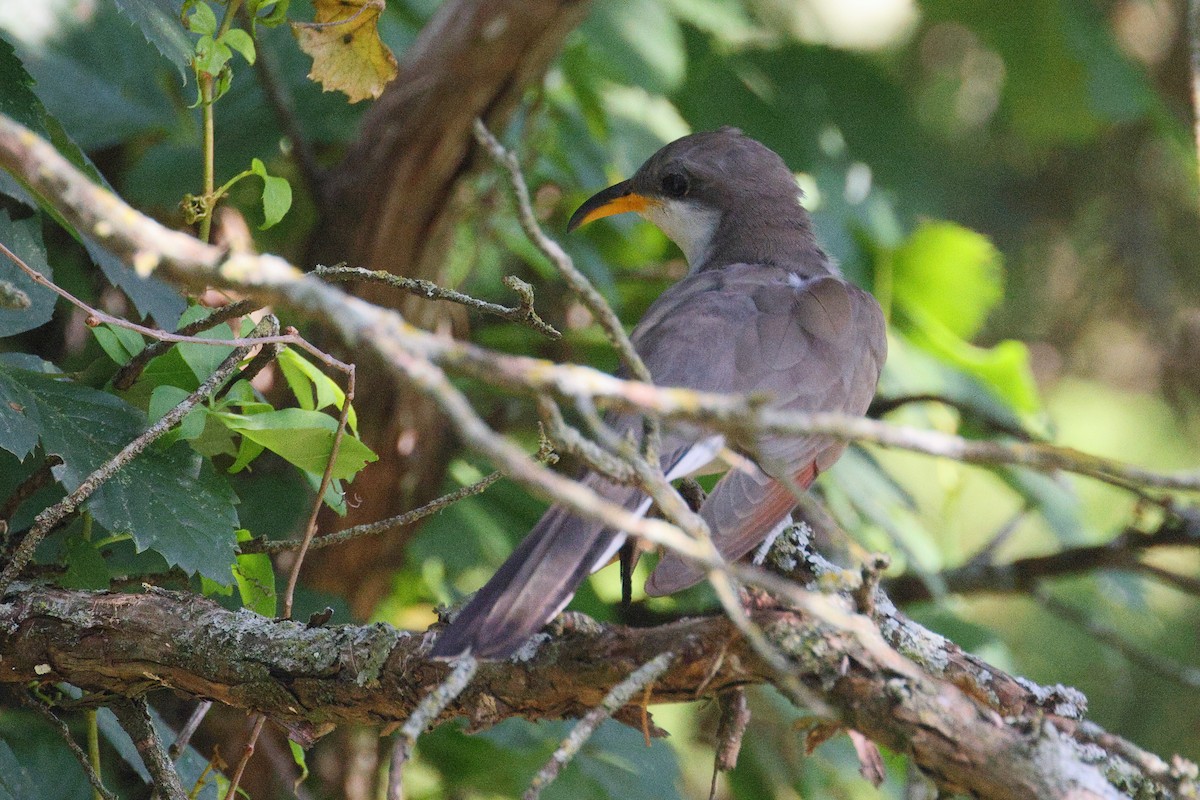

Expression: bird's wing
xmin=634 ymin=265 xmax=886 ymax=594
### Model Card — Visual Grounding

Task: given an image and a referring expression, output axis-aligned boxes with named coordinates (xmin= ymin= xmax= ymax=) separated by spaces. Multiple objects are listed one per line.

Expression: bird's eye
xmin=660 ymin=172 xmax=689 ymax=198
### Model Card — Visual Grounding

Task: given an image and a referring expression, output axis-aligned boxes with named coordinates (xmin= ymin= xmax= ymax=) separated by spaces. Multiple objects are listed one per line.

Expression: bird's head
xmin=567 ymin=127 xmax=809 ymax=269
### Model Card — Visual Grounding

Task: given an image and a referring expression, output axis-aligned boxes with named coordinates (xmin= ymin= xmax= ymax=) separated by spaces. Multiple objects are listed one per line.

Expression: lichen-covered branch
xmin=3 ymin=585 xmax=1192 ymax=799
xmin=315 ymin=264 xmax=560 ymax=339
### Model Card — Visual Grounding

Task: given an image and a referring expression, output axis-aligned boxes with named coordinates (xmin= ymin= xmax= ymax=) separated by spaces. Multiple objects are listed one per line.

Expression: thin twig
xmin=222 ymin=715 xmax=267 ymax=800
xmin=963 ymin=506 xmax=1030 ymax=570
xmin=112 ymin=298 xmax=260 ymax=389
xmin=0 ymin=318 xmax=271 ymax=596
xmin=387 ymin=656 xmax=479 ymax=800
xmin=316 ymin=264 xmax=560 ymax=339
xmin=523 ymin=652 xmax=675 ymax=800
xmin=869 ymin=393 xmax=1037 ymax=442
xmin=281 ymin=363 xmax=354 ymax=619
xmin=1190 ymin=0 xmax=1200 ymax=202
xmin=0 ymin=238 xmax=350 ymax=376
xmin=886 ymin=512 xmax=1200 ymax=604
xmin=255 ymin=471 xmax=501 ymax=554
xmin=472 ymin=119 xmax=662 ymax=465
xmin=1 ymin=455 xmax=63 ymax=524
xmin=1133 ymin=561 xmax=1200 ymax=597
xmin=19 ymin=693 xmax=119 ymax=800
xmin=535 ymin=397 xmax=637 ymax=484
xmin=111 ymin=698 xmax=188 ymax=800
xmin=168 ymin=700 xmax=213 ymax=761
xmin=216 ymin=314 xmax=281 ymax=400
xmin=1034 ymin=585 xmax=1200 ymax=690
xmin=230 ymin=336 xmax=355 ymax=797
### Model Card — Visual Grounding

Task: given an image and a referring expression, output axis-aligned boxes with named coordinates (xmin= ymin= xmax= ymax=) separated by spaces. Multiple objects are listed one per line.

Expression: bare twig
xmin=111 ymin=698 xmax=188 ymax=800
xmin=0 ymin=238 xmax=348 ymax=377
xmin=168 ymin=700 xmax=213 ymax=761
xmin=316 ymin=264 xmax=561 ymax=339
xmin=1132 ymin=561 xmax=1200 ymax=597
xmin=886 ymin=512 xmax=1200 ymax=604
xmin=869 ymin=393 xmax=1037 ymax=442
xmin=524 ymin=652 xmax=675 ymax=800
xmin=387 ymin=656 xmax=479 ymax=800
xmin=281 ymin=362 xmax=355 ymax=619
xmin=246 ymin=438 xmax=556 ymax=555
xmin=1 ymin=455 xmax=63 ymax=524
xmin=222 ymin=715 xmax=267 ymax=800
xmin=112 ymin=298 xmax=260 ymax=389
xmin=963 ymin=506 xmax=1030 ymax=570
xmin=1033 ymin=586 xmax=1200 ymax=690
xmin=19 ymin=692 xmax=118 ymax=800
xmin=0 ymin=317 xmax=272 ymax=596
xmin=472 ymin=119 xmax=662 ymax=464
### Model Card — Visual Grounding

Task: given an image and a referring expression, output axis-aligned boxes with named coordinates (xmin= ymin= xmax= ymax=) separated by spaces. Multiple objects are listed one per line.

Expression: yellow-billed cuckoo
xmin=432 ymin=128 xmax=886 ymax=659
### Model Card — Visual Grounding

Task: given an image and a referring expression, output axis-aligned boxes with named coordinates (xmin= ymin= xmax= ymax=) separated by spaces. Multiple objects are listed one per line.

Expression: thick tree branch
xmin=2 ymin=585 xmax=1192 ymax=799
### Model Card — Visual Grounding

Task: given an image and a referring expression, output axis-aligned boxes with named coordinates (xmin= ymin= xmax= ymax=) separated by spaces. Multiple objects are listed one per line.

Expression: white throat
xmin=640 ymin=199 xmax=721 ymax=270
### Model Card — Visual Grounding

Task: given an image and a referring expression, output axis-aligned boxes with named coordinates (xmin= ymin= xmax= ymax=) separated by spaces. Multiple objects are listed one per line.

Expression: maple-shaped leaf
xmin=291 ymin=0 xmax=398 ymax=103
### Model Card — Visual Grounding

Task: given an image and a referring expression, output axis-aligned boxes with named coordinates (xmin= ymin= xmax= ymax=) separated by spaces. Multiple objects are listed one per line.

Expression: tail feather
xmin=430 ymin=478 xmax=640 ymax=659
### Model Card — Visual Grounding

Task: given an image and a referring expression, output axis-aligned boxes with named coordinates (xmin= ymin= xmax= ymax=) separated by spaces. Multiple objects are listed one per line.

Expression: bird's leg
xmin=619 ymin=541 xmax=637 ymax=607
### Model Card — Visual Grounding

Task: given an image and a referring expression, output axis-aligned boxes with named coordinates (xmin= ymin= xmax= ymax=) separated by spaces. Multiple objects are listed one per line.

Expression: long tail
xmin=430 ymin=474 xmax=641 ymax=659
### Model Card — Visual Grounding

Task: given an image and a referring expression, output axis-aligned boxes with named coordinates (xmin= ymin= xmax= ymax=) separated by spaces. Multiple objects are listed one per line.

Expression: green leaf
xmin=0 ymin=741 xmax=37 ymax=800
xmin=289 ymin=740 xmax=310 ymax=791
xmin=174 ymin=303 xmax=238 ymax=385
xmin=222 ymin=28 xmax=257 ymax=65
xmin=0 ymin=357 xmax=45 ymax=460
xmin=194 ymin=35 xmax=233 ymax=77
xmin=250 ymin=158 xmax=292 ymax=229
xmin=113 ymin=0 xmax=194 ymax=78
xmin=188 ymin=2 xmax=218 ymax=35
xmin=0 ymin=34 xmax=185 ymax=326
xmin=92 ymin=323 xmax=147 ymax=365
xmin=254 ymin=0 xmax=291 ymax=27
xmin=228 ymin=434 xmax=265 ymax=473
xmin=0 ymin=208 xmax=55 ymax=337
xmin=233 ymin=529 xmax=276 ymax=616
xmin=214 ymin=408 xmax=377 ymax=480
xmin=888 ymin=220 xmax=1003 ymax=340
xmin=148 ymin=384 xmax=208 ymax=441
xmin=581 ymin=0 xmax=685 ymax=95
xmin=276 ymin=347 xmax=357 ymax=431
xmin=62 ymin=533 xmax=111 ymax=589
xmin=10 ymin=369 xmax=239 ymax=582
xmin=900 ymin=316 xmax=1041 ymax=414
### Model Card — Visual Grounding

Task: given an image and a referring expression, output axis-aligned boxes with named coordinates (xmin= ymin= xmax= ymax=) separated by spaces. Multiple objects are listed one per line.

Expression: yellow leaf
xmin=291 ymin=0 xmax=398 ymax=103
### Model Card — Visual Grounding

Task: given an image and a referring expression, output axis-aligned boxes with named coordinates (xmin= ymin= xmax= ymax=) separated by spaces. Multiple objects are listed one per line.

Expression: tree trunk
xmin=303 ymin=0 xmax=591 ymax=618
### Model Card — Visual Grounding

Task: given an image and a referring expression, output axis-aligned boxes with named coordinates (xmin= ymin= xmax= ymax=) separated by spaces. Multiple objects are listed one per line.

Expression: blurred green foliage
xmin=1 ymin=0 xmax=1198 ymax=797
